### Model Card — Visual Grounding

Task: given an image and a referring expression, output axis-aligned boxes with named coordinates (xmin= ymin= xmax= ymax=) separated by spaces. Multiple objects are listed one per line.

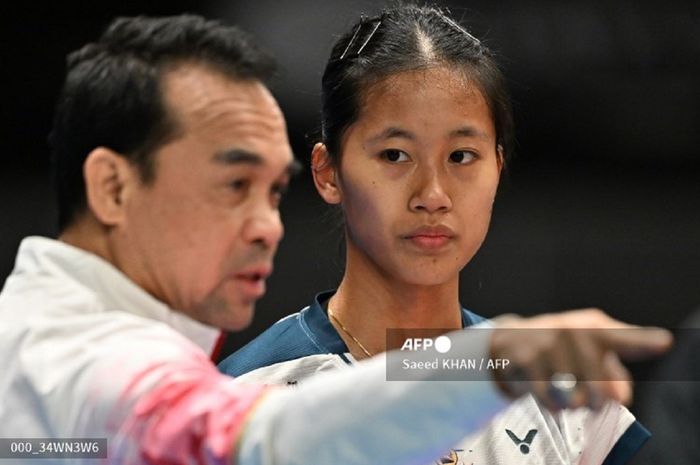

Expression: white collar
xmin=15 ymin=236 xmax=221 ymax=354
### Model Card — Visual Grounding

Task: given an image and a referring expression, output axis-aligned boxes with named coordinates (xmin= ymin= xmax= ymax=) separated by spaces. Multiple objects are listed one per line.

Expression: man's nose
xmin=242 ymin=207 xmax=284 ymax=249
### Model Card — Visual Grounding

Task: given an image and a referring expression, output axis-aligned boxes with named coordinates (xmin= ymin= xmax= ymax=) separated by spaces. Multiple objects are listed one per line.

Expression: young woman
xmin=220 ymin=5 xmax=655 ymax=464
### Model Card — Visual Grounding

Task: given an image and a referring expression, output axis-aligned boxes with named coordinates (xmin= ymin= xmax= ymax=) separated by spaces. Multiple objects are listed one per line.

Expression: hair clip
xmin=339 ymin=16 xmax=383 ymax=60
xmin=441 ymin=15 xmax=481 ymax=46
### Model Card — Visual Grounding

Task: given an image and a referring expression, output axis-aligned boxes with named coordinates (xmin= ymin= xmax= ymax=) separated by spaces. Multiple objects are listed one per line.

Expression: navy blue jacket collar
xmin=299 ymin=289 xmax=487 ymax=355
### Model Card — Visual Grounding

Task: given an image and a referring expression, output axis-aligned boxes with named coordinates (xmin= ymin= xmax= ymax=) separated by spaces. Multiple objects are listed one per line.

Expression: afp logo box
xmin=400 ymin=335 xmax=452 ymax=353
xmin=385 ymin=327 xmax=502 ymax=381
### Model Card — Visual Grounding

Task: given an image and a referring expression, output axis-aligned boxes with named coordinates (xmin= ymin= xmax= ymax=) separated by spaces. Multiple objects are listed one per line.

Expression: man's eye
xmin=271 ymin=183 xmax=288 ymax=207
xmin=449 ymin=150 xmax=477 ymax=164
xmin=380 ymin=149 xmax=410 ymax=163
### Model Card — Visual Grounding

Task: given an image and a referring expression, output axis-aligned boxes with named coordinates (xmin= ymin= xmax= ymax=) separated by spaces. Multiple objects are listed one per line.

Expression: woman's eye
xmin=381 ymin=149 xmax=410 ymax=163
xmin=230 ymin=179 xmax=250 ymax=191
xmin=449 ymin=150 xmax=477 ymax=164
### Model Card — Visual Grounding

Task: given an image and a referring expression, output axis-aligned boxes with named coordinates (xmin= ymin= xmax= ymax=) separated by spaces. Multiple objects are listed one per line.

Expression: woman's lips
xmin=403 ymin=225 xmax=456 ymax=250
xmin=408 ymin=235 xmax=452 ymax=249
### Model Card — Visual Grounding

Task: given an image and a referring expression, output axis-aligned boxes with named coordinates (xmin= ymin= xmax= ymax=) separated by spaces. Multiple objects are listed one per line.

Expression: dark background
xmin=1 ymin=0 xmax=699 ymax=445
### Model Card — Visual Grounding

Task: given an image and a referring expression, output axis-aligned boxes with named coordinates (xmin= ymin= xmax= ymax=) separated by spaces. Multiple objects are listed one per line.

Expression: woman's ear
xmin=83 ymin=147 xmax=136 ymax=226
xmin=496 ymin=144 xmax=505 ymax=174
xmin=311 ymin=142 xmax=342 ymax=205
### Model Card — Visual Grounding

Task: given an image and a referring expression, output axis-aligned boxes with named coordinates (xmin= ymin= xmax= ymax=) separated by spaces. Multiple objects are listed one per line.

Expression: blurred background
xmin=1 ymin=0 xmax=699 ymax=439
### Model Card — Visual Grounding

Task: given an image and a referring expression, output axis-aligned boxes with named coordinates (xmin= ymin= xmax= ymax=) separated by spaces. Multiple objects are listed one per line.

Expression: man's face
xmin=117 ymin=63 xmax=295 ymax=330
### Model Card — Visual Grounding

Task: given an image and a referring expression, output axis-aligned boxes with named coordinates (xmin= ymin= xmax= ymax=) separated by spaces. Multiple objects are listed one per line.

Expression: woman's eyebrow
xmin=366 ymin=126 xmax=415 ymax=144
xmin=366 ymin=126 xmax=491 ymax=144
xmin=450 ymin=126 xmax=490 ymax=141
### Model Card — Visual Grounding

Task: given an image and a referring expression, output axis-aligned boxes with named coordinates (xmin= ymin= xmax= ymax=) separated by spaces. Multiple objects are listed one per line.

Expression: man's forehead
xmin=161 ymin=63 xmax=277 ymax=120
xmin=158 ymin=63 xmax=293 ymax=168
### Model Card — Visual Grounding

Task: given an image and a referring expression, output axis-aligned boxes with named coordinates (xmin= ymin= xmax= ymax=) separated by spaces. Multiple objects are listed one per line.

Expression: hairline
xmin=134 ymin=58 xmax=271 ymax=183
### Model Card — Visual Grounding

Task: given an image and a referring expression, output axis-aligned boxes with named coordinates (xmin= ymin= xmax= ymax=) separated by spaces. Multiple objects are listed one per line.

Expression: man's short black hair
xmin=50 ymin=14 xmax=276 ymax=232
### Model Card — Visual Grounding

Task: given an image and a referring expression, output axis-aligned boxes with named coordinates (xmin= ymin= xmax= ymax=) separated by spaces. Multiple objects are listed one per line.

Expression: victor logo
xmin=505 ymin=429 xmax=538 ymax=455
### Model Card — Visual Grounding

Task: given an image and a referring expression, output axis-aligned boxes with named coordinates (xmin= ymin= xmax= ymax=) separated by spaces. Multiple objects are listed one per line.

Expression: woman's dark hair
xmin=50 ymin=14 xmax=275 ymax=232
xmin=321 ymin=4 xmax=513 ymax=163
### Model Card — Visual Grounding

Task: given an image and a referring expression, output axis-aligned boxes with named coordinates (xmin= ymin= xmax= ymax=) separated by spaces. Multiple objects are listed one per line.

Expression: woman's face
xmin=318 ymin=66 xmax=502 ymax=286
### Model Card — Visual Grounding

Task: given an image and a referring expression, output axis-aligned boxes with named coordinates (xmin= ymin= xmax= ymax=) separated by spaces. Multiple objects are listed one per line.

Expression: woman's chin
xmin=393 ymin=268 xmax=460 ymax=288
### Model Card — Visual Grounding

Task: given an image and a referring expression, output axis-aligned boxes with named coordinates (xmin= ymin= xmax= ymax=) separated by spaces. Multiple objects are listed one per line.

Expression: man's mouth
xmin=232 ymin=266 xmax=272 ymax=300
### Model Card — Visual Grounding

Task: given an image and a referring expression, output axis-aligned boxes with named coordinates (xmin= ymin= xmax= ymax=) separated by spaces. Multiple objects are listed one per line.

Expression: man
xmin=0 ymin=14 xmax=671 ymax=465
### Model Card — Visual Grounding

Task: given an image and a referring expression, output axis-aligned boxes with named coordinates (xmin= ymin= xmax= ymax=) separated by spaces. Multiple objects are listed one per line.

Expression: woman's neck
xmin=328 ymin=246 xmax=463 ymax=359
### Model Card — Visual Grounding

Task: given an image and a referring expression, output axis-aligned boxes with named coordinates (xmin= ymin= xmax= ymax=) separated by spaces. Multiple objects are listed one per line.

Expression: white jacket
xmin=0 ymin=237 xmax=511 ymax=465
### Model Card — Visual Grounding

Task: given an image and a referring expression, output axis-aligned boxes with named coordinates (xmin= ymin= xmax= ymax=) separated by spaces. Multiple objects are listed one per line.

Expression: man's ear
xmin=311 ymin=143 xmax=342 ymax=205
xmin=83 ymin=147 xmax=137 ymax=226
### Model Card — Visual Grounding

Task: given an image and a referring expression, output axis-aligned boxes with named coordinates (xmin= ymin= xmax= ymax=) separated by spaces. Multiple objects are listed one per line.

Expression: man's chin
xmin=191 ymin=295 xmax=257 ymax=331
xmin=218 ymin=300 xmax=256 ymax=332
xmin=225 ymin=308 xmax=255 ymax=331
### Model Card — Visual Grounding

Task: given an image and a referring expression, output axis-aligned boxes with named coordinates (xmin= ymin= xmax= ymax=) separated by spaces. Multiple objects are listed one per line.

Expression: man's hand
xmin=489 ymin=309 xmax=672 ymax=411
